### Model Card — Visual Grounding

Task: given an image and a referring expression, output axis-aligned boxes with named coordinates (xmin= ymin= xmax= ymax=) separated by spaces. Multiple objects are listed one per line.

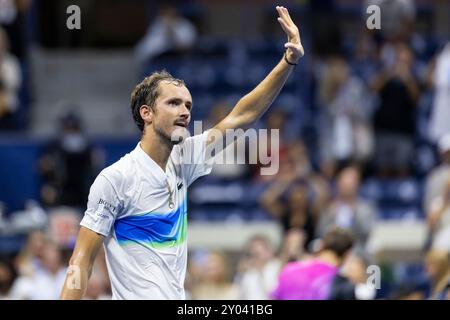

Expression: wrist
xmin=284 ymin=52 xmax=298 ymax=66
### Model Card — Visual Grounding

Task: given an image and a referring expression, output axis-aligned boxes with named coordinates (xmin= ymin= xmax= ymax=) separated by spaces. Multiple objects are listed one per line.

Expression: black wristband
xmin=284 ymin=52 xmax=298 ymax=66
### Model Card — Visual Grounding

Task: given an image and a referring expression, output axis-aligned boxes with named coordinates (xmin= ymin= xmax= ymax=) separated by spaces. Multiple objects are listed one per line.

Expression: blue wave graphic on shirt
xmin=114 ymin=202 xmax=187 ymax=248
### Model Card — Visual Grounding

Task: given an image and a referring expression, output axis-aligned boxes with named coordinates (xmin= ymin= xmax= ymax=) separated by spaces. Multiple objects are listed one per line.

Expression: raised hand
xmin=276 ymin=6 xmax=304 ymax=64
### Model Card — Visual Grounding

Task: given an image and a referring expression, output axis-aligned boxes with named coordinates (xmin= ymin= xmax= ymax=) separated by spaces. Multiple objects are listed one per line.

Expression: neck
xmin=140 ymin=130 xmax=173 ymax=171
xmin=317 ymin=250 xmax=342 ymax=267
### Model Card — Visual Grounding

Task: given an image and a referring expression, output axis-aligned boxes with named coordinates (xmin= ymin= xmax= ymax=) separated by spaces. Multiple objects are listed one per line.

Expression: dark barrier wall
xmin=0 ymin=136 xmax=137 ymax=213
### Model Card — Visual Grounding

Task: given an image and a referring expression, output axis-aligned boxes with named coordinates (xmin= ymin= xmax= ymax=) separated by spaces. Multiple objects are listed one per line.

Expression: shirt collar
xmin=132 ymin=142 xmax=167 ymax=180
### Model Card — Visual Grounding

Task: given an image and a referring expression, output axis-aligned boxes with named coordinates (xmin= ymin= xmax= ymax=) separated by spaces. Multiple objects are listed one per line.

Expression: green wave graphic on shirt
xmin=114 ymin=201 xmax=188 ymax=248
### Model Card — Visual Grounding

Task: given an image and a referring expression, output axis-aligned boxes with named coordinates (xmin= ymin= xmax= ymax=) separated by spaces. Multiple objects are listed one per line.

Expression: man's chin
xmin=170 ymin=127 xmax=188 ymax=144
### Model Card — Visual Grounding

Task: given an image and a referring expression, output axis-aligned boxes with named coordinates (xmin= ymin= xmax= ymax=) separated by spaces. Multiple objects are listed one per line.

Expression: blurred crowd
xmin=0 ymin=0 xmax=450 ymax=300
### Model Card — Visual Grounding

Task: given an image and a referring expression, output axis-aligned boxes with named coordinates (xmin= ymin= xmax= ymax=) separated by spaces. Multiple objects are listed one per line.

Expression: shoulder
xmin=96 ymin=152 xmax=137 ymax=192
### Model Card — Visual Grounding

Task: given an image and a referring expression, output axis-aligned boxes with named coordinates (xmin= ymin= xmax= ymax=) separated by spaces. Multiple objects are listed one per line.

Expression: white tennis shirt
xmin=80 ymin=131 xmax=212 ymax=299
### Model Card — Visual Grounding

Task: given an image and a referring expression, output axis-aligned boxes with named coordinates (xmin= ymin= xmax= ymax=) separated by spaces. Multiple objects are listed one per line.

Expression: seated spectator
xmin=0 ymin=26 xmax=21 ymax=130
xmin=190 ymin=250 xmax=239 ymax=300
xmin=316 ymin=166 xmax=376 ymax=250
xmin=0 ymin=260 xmax=15 ymax=299
xmin=424 ymin=249 xmax=450 ymax=300
xmin=260 ymin=176 xmax=319 ymax=249
xmin=135 ymin=4 xmax=198 ymax=64
xmin=424 ymin=134 xmax=450 ymax=212
xmin=427 ymin=177 xmax=450 ymax=253
xmin=272 ymin=227 xmax=353 ymax=300
xmin=235 ymin=235 xmax=281 ymax=300
xmin=10 ymin=241 xmax=66 ymax=299
xmin=14 ymin=230 xmax=46 ymax=277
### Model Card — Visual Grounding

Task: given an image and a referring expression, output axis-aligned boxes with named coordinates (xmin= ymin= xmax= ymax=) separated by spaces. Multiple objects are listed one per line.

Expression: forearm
xmin=59 ymin=227 xmax=103 ymax=300
xmin=229 ymin=57 xmax=295 ymax=128
xmin=211 ymin=6 xmax=303 ymax=137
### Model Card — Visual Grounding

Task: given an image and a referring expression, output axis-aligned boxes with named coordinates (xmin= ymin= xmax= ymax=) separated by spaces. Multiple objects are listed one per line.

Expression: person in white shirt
xmin=60 ymin=6 xmax=304 ymax=300
xmin=134 ymin=4 xmax=198 ymax=64
xmin=11 ymin=241 xmax=67 ymax=300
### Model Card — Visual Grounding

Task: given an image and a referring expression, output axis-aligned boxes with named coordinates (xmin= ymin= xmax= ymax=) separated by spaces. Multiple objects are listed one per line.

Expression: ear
xmin=139 ymin=105 xmax=154 ymax=125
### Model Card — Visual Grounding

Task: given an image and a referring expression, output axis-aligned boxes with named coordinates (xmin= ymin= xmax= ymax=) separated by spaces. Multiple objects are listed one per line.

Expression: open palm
xmin=276 ymin=6 xmax=304 ymax=63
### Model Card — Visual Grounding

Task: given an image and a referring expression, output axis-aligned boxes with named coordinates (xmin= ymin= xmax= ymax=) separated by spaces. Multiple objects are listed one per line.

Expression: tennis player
xmin=60 ymin=6 xmax=304 ymax=299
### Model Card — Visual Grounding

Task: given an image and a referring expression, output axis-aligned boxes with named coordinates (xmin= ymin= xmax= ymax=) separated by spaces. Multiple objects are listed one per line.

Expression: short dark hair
xmin=130 ymin=70 xmax=185 ymax=132
xmin=322 ymin=227 xmax=354 ymax=258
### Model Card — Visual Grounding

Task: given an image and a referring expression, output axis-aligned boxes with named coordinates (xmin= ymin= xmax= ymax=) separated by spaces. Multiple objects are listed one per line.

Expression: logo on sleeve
xmin=95 ymin=198 xmax=117 ymax=219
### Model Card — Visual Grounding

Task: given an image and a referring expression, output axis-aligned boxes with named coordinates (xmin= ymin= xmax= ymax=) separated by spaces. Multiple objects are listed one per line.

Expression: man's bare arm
xmin=209 ymin=6 xmax=304 ymax=143
xmin=60 ymin=226 xmax=104 ymax=299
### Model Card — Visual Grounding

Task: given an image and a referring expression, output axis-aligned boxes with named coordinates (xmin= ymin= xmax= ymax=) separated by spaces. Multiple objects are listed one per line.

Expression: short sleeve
xmin=80 ymin=174 xmax=121 ymax=237
xmin=180 ymin=130 xmax=213 ymax=186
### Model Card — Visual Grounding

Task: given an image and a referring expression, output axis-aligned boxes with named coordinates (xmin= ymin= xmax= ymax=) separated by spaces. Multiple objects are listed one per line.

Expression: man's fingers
xmin=276 ymin=6 xmax=294 ymax=27
xmin=277 ymin=17 xmax=290 ymax=34
xmin=276 ymin=6 xmax=289 ymax=26
xmin=281 ymin=6 xmax=294 ymax=25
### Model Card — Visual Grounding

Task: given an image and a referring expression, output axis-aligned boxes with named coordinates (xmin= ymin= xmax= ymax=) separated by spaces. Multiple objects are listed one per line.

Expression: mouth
xmin=174 ymin=121 xmax=188 ymax=128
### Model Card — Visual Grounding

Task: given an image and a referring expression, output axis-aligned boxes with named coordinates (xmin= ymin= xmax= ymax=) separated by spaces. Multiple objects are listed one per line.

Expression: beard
xmin=154 ymin=124 xmax=187 ymax=145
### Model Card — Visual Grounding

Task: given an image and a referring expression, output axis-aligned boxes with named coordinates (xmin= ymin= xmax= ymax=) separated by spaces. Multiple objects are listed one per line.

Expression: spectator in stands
xmin=272 ymin=227 xmax=353 ymax=300
xmin=428 ymin=43 xmax=450 ymax=144
xmin=14 ymin=230 xmax=46 ymax=277
xmin=0 ymin=0 xmax=31 ymax=60
xmin=38 ymin=112 xmax=96 ymax=208
xmin=371 ymin=43 xmax=420 ymax=177
xmin=84 ymin=251 xmax=111 ymax=300
xmin=317 ymin=56 xmax=375 ymax=171
xmin=205 ymin=102 xmax=249 ymax=180
xmin=0 ymin=260 xmax=15 ymax=299
xmin=235 ymin=235 xmax=281 ymax=300
xmin=278 ymin=228 xmax=311 ymax=266
xmin=328 ymin=249 xmax=377 ymax=300
xmin=427 ymin=177 xmax=450 ymax=253
xmin=424 ymin=249 xmax=450 ymax=300
xmin=0 ymin=26 xmax=21 ymax=130
xmin=10 ymin=241 xmax=66 ymax=299
xmin=364 ymin=0 xmax=416 ymax=43
xmin=135 ymin=4 xmax=198 ymax=65
xmin=316 ymin=166 xmax=376 ymax=250
xmin=424 ymin=134 xmax=450 ymax=212
xmin=190 ymin=250 xmax=239 ymax=300
xmin=260 ymin=175 xmax=319 ymax=249
xmin=252 ymin=109 xmax=289 ymax=183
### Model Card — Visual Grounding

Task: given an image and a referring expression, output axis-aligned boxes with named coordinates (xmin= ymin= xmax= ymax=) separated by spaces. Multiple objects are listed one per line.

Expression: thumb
xmin=284 ymin=42 xmax=297 ymax=50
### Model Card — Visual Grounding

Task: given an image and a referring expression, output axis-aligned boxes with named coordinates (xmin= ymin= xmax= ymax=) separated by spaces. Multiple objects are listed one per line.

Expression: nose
xmin=179 ymin=104 xmax=190 ymax=119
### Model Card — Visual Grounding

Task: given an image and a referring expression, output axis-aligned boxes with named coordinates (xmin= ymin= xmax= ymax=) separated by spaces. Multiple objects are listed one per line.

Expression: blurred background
xmin=0 ymin=0 xmax=449 ymax=300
